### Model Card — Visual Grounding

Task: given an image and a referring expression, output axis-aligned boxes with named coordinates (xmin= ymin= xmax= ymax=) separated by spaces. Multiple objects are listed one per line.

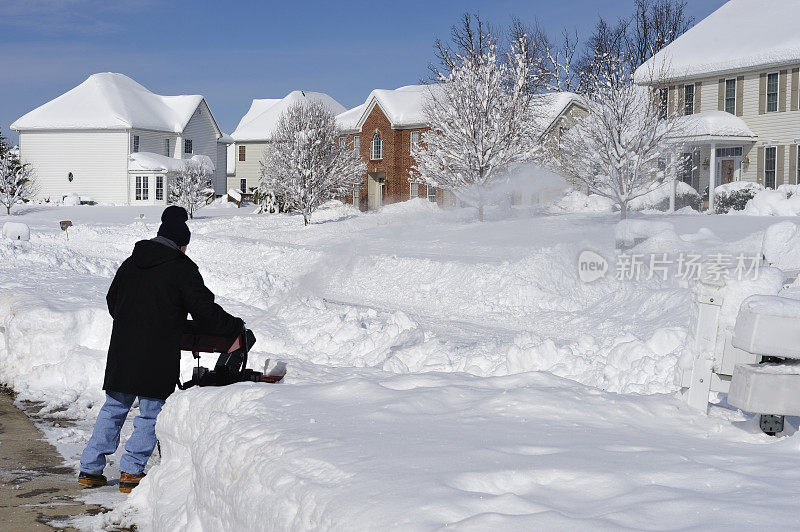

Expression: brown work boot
xmin=78 ymin=471 xmax=107 ymax=488
xmin=119 ymin=471 xmax=145 ymax=493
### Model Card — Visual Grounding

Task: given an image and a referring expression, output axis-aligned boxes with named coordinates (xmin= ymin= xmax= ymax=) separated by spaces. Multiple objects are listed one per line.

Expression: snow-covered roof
xmin=12 ymin=73 xmax=206 ymax=133
xmin=129 ymin=152 xmax=214 ymax=173
xmin=635 ymin=0 xmax=800 ymax=83
xmin=217 ymin=134 xmax=234 ymax=144
xmin=532 ymin=92 xmax=587 ymax=135
xmin=337 ymin=85 xmax=443 ymax=133
xmin=671 ymin=111 xmax=756 ymax=139
xmin=231 ymin=91 xmax=346 ymax=142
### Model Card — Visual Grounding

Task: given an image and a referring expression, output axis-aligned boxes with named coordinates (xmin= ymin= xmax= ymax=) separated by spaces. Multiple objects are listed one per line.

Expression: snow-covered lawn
xmin=1 ymin=200 xmax=799 ymax=530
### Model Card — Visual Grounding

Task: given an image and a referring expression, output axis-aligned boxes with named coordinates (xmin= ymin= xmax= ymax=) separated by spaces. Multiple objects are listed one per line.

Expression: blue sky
xmin=0 ymin=0 xmax=725 ymax=143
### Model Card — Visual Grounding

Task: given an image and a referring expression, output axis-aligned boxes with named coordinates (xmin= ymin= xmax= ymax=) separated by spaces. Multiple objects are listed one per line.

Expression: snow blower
xmin=178 ymin=321 xmax=285 ymax=389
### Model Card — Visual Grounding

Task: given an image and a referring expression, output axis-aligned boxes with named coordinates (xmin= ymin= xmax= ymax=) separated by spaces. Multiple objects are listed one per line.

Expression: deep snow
xmin=1 ymin=200 xmax=799 ymax=530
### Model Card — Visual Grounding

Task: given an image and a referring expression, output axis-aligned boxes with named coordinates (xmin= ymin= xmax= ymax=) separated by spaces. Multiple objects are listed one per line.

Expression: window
xmin=765 ymin=146 xmax=777 ymax=188
xmin=353 ymin=135 xmax=360 ymax=152
xmin=353 ymin=184 xmax=360 ymax=209
xmin=658 ymin=88 xmax=668 ymax=119
xmin=156 ymin=176 xmax=164 ymax=201
xmin=725 ymin=79 xmax=736 ymax=114
xmin=410 ymin=181 xmax=419 ymax=198
xmin=135 ymin=176 xmax=148 ymax=201
xmin=427 ymin=185 xmax=436 ymax=203
xmin=410 ymin=131 xmax=420 ymax=153
xmin=132 ymin=135 xmax=140 ymax=153
xmin=240 ymin=178 xmax=247 ymax=193
xmin=238 ymin=145 xmax=246 ymax=162
xmin=681 ymin=152 xmax=693 ymax=184
xmin=164 ymin=139 xmax=171 ymax=156
xmin=715 ymin=147 xmax=743 ymax=157
xmin=683 ymin=84 xmax=694 ymax=115
xmin=184 ymin=139 xmax=193 ymax=154
xmin=371 ymin=133 xmax=382 ymax=160
xmin=767 ymin=72 xmax=779 ymax=112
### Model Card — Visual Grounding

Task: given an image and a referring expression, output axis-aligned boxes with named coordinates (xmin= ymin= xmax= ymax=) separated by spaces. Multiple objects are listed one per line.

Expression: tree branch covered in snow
xmin=0 ymin=148 xmax=36 ymax=215
xmin=259 ymin=101 xmax=366 ymax=226
xmin=169 ymin=159 xmax=213 ymax=219
xmin=553 ymin=57 xmax=681 ymax=219
xmin=414 ymin=32 xmax=541 ymax=221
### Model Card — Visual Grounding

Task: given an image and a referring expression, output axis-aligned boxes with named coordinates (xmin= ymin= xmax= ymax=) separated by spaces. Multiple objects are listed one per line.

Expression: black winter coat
xmin=103 ymin=240 xmax=243 ymax=400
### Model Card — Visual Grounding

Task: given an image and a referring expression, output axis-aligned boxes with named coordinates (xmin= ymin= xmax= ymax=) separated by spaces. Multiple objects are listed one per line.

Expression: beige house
xmin=635 ymin=0 xmax=800 ymax=209
xmin=229 ymin=91 xmax=345 ymax=194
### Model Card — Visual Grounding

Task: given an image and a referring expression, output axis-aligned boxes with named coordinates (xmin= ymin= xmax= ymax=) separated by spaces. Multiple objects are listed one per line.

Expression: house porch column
xmin=708 ymin=142 xmax=717 ymax=213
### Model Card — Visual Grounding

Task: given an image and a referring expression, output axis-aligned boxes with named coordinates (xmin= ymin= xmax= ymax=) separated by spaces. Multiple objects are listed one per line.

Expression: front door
xmin=720 ymin=159 xmax=735 ymax=184
xmin=367 ymin=172 xmax=385 ymax=210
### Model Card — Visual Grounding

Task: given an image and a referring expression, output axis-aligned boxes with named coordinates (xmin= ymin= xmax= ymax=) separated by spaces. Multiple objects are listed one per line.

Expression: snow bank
xmin=62 ymin=192 xmax=81 ymax=206
xmin=2 ymin=222 xmax=30 ymax=241
xmin=550 ymin=190 xmax=614 ymax=213
xmin=99 ymin=371 xmax=800 ymax=531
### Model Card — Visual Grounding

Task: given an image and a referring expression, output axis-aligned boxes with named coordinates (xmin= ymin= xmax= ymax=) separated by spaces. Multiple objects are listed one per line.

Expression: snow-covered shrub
xmin=259 ymin=100 xmax=365 ymax=225
xmin=170 ymin=157 xmax=214 ymax=219
xmin=714 ymin=181 xmax=762 ymax=214
xmin=743 ymin=188 xmax=800 ymax=216
xmin=0 ymin=151 xmax=36 ymax=214
xmin=550 ymin=190 xmax=614 ymax=213
xmin=628 ymin=180 xmax=700 ymax=212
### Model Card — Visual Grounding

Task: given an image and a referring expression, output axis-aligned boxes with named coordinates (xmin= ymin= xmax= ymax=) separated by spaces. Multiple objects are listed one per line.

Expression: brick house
xmin=336 ymin=85 xmax=445 ymax=210
xmin=337 ymin=85 xmax=588 ymax=210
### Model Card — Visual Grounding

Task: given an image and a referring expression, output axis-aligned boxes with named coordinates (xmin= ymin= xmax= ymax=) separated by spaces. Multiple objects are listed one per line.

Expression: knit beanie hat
xmin=157 ymin=206 xmax=191 ymax=247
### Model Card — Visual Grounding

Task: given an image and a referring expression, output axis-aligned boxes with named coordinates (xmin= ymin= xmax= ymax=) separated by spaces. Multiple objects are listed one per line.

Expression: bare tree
xmin=0 ymin=151 xmax=36 ymax=215
xmin=554 ymin=56 xmax=681 ymax=220
xmin=628 ymin=0 xmax=694 ymax=69
xmin=414 ymin=32 xmax=539 ymax=221
xmin=430 ymin=13 xmax=495 ymax=77
xmin=259 ymin=101 xmax=365 ymax=226
xmin=169 ymin=158 xmax=213 ymax=219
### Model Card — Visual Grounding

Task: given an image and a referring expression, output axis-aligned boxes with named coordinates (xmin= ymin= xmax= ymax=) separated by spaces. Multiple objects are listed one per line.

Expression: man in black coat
xmin=78 ymin=206 xmax=243 ymax=493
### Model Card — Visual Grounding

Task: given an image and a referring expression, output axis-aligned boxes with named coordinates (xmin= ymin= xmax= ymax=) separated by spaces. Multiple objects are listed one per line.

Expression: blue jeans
xmin=80 ymin=391 xmax=165 ymax=476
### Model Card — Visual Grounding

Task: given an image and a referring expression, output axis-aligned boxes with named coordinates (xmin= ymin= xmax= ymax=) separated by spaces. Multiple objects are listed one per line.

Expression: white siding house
xmin=11 ymin=73 xmax=232 ymax=205
xmin=635 ymin=0 xmax=800 ymax=210
xmin=229 ymin=91 xmax=346 ymax=194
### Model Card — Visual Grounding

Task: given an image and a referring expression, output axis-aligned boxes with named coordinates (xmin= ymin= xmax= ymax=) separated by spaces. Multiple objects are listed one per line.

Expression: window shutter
xmin=790 ymin=144 xmax=798 ymax=185
xmin=717 ymin=79 xmax=725 ymax=111
xmin=692 ymin=150 xmax=701 ymax=186
xmin=777 ymin=145 xmax=786 ymax=185
xmin=668 ymin=86 xmax=676 ymax=115
xmin=780 ymin=70 xmax=788 ymax=112
xmin=757 ymin=147 xmax=764 ymax=183
xmin=694 ymin=81 xmax=702 ymax=113
xmin=736 ymin=76 xmax=744 ymax=116
xmin=759 ymin=73 xmax=766 ymax=115
xmin=792 ymin=68 xmax=799 ymax=112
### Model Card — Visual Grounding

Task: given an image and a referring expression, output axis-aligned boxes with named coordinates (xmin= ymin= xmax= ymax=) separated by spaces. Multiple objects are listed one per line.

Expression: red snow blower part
xmin=177 ymin=321 xmax=285 ymax=389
